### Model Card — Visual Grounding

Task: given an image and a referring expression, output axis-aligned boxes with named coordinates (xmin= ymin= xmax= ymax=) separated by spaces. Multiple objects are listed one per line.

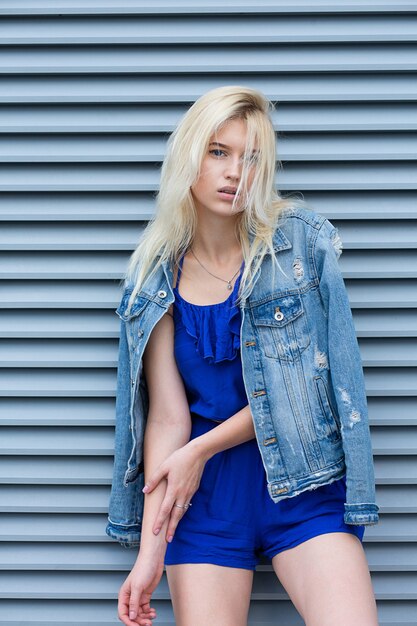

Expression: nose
xmin=224 ymin=156 xmax=241 ymax=181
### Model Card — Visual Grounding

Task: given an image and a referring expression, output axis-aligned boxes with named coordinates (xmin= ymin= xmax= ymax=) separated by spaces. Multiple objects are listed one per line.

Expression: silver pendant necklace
xmin=190 ymin=248 xmax=242 ymax=290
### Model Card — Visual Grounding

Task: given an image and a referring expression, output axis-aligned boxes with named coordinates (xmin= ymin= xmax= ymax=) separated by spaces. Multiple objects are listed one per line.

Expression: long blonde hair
xmin=124 ymin=85 xmax=309 ymax=315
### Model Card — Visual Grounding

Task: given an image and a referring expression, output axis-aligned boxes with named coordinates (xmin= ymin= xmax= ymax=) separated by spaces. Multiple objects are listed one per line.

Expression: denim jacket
xmin=106 ymin=206 xmax=380 ymax=548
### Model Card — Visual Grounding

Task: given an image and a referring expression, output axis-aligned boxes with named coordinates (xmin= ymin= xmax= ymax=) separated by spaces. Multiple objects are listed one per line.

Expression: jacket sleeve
xmin=314 ymin=217 xmax=380 ymax=526
xmin=105 ymin=310 xmax=143 ymax=548
xmin=113 ymin=316 xmax=142 ymax=482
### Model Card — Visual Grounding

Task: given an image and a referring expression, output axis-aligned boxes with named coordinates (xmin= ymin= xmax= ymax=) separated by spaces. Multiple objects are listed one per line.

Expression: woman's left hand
xmin=142 ymin=442 xmax=207 ymax=543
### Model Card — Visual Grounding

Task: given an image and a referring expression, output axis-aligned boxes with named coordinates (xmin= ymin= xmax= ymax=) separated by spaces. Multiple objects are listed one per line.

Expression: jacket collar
xmin=251 ymin=223 xmax=292 ymax=255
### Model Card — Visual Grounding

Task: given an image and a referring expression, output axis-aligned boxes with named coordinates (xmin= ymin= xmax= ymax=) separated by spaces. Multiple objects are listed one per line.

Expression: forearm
xmin=188 ymin=403 xmax=255 ymax=462
xmin=138 ymin=418 xmax=191 ymax=561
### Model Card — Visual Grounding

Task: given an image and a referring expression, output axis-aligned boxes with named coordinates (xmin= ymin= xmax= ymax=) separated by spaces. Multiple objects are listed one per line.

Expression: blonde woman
xmin=108 ymin=85 xmax=380 ymax=626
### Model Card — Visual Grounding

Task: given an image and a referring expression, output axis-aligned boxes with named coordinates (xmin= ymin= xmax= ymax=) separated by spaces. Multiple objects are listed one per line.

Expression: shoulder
xmin=275 ymin=205 xmax=342 ymax=259
xmin=276 ymin=205 xmax=326 ymax=232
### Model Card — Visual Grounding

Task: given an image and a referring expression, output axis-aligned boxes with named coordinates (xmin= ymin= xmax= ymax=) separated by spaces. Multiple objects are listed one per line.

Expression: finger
xmin=142 ymin=465 xmax=165 ymax=494
xmin=138 ymin=617 xmax=155 ymax=626
xmin=128 ymin=586 xmax=142 ymax=622
xmin=152 ymin=493 xmax=176 ymax=534
xmin=118 ymin=588 xmax=141 ymax=626
xmin=137 ymin=611 xmax=156 ymax=626
xmin=140 ymin=600 xmax=155 ymax=614
xmin=137 ymin=600 xmax=156 ymax=625
xmin=118 ymin=587 xmax=156 ymax=626
xmin=142 ymin=463 xmax=168 ymax=493
xmin=138 ymin=611 xmax=157 ymax=625
xmin=118 ymin=608 xmax=142 ymax=626
xmin=165 ymin=505 xmax=187 ymax=542
xmin=138 ymin=594 xmax=156 ymax=615
xmin=138 ymin=604 xmax=156 ymax=618
xmin=138 ymin=608 xmax=157 ymax=619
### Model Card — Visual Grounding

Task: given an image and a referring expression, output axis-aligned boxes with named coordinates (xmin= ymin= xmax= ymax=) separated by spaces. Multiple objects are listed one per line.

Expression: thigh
xmin=166 ymin=563 xmax=254 ymax=626
xmin=271 ymin=532 xmax=379 ymax=626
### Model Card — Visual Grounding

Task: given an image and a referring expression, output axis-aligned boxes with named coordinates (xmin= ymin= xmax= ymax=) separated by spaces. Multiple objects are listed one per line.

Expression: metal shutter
xmin=0 ymin=1 xmax=416 ymax=623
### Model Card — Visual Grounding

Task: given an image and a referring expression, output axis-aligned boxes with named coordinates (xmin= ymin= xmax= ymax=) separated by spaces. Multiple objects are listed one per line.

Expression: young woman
xmin=109 ymin=85 xmax=380 ymax=626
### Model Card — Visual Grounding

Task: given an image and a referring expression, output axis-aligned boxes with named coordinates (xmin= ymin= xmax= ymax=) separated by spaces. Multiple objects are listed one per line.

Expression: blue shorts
xmin=165 ymin=413 xmax=365 ymax=571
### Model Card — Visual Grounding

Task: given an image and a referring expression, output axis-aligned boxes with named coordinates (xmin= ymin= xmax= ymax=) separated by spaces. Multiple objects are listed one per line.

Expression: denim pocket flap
xmin=116 ymin=289 xmax=150 ymax=321
xmin=252 ymin=293 xmax=304 ymax=328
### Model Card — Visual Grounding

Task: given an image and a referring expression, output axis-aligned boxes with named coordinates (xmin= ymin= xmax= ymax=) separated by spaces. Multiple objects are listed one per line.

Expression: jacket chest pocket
xmin=251 ymin=293 xmax=310 ymax=361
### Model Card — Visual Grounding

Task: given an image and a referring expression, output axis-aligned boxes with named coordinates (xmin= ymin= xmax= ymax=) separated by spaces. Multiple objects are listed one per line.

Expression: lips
xmin=218 ymin=186 xmax=237 ymax=195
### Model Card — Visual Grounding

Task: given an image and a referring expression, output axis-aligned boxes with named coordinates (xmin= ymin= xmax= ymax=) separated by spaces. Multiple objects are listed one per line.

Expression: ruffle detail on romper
xmin=174 ymin=270 xmax=243 ymax=365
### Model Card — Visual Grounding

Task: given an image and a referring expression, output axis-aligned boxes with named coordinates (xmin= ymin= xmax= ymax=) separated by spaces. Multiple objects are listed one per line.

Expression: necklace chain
xmin=190 ymin=248 xmax=242 ymax=290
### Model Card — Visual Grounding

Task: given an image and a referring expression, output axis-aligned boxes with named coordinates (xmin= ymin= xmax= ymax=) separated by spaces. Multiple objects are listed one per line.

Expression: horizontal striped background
xmin=1 ymin=1 xmax=416 ymax=623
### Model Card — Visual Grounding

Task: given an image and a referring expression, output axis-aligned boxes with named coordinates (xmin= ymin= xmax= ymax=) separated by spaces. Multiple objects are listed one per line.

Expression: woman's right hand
xmin=118 ymin=551 xmax=164 ymax=626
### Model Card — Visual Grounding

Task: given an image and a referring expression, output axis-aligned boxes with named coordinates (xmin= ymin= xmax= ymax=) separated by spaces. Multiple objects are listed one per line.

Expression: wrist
xmin=138 ymin=539 xmax=167 ymax=564
xmin=186 ymin=435 xmax=213 ymax=463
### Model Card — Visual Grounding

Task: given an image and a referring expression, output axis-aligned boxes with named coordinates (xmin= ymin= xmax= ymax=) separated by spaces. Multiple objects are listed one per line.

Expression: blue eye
xmin=209 ymin=149 xmax=259 ymax=163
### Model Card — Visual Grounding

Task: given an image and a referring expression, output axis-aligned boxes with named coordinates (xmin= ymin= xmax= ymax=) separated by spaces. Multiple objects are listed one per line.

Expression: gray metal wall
xmin=1 ymin=1 xmax=416 ymax=624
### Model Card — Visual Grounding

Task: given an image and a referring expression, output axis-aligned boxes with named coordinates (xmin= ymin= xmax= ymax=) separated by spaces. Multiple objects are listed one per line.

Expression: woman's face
xmin=190 ymin=118 xmax=259 ymax=218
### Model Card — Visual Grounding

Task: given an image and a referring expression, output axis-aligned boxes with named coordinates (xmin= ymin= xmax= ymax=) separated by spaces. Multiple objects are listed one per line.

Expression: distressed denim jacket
xmin=106 ymin=207 xmax=380 ymax=548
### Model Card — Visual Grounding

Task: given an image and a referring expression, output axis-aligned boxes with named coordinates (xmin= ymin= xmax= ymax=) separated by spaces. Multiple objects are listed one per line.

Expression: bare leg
xmin=165 ymin=563 xmax=254 ymax=626
xmin=271 ymin=532 xmax=379 ymax=626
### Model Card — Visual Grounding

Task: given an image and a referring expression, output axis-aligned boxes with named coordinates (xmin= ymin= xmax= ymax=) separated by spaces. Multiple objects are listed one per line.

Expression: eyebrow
xmin=209 ymin=142 xmax=259 ymax=153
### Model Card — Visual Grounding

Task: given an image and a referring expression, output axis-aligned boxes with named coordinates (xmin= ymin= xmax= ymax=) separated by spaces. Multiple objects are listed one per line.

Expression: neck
xmin=191 ymin=214 xmax=243 ymax=266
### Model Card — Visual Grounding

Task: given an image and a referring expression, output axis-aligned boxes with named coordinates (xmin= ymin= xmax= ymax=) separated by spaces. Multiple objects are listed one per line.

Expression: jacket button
xmin=274 ymin=306 xmax=284 ymax=321
xmin=158 ymin=290 xmax=167 ymax=298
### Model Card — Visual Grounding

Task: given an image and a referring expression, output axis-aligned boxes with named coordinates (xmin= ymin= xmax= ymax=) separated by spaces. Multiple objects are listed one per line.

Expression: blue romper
xmin=164 ymin=253 xmax=365 ymax=571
